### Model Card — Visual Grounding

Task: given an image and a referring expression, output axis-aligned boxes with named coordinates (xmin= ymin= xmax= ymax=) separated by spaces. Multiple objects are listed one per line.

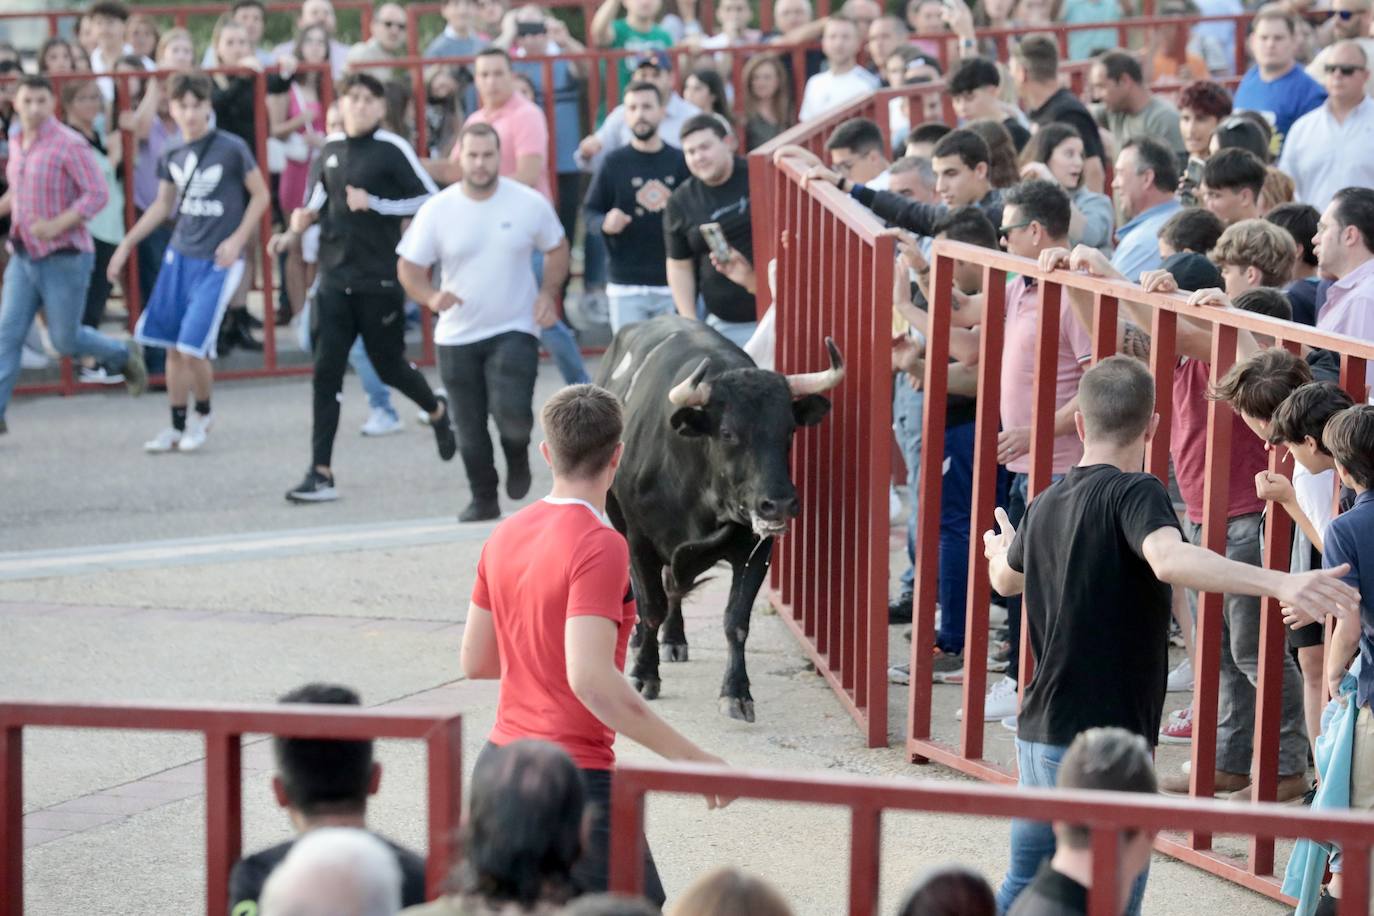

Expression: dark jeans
xmin=475 ymin=743 xmax=665 ymax=905
xmin=438 ymin=332 xmax=539 ymax=502
xmin=83 ymin=239 xmax=117 ymax=328
xmin=310 ymin=281 xmax=439 ymax=469
xmin=1004 ymin=472 xmax=1031 ymax=682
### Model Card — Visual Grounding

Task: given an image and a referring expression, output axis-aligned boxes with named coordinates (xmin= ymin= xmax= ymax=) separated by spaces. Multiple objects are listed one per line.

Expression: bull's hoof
xmin=718 ymin=697 xmax=756 ymax=722
xmin=631 ymin=676 xmax=661 ymax=700
xmin=662 ymin=642 xmax=689 ymax=662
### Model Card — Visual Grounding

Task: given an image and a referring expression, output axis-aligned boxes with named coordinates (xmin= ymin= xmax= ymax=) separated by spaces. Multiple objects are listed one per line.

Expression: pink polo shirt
xmin=456 ymin=93 xmax=552 ymax=202
xmin=999 ymin=276 xmax=1094 ymax=475
xmin=1318 ymin=256 xmax=1374 ymax=388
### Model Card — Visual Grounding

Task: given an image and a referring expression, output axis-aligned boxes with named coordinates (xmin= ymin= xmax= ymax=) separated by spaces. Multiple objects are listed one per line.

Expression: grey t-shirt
xmin=1101 ymin=96 xmax=1186 ymax=158
xmin=159 ymin=129 xmax=257 ymax=261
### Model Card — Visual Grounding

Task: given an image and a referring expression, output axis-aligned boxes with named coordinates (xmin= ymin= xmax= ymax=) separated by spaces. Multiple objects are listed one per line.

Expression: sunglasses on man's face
xmin=379 ymin=19 xmax=406 ymax=28
xmin=1325 ymin=63 xmax=1366 ymax=76
xmin=998 ymin=220 xmax=1033 ymax=241
xmin=1335 ymin=9 xmax=1358 ymax=19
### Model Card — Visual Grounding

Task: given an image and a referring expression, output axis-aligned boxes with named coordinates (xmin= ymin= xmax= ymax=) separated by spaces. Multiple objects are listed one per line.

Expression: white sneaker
xmin=20 ymin=345 xmax=50 ymax=370
xmin=144 ymin=427 xmax=182 ymax=453
xmin=179 ymin=413 xmax=213 ymax=452
xmin=1167 ymin=658 xmax=1194 ymax=692
xmin=361 ymin=407 xmax=404 ymax=436
xmin=984 ymin=676 xmax=1019 ymax=719
xmin=954 ymin=675 xmax=1020 ymax=721
xmin=78 ymin=365 xmax=125 ymax=385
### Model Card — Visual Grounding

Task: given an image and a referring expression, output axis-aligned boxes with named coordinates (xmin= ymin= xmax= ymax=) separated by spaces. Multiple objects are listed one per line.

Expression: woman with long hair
xmin=1019 ymin=121 xmax=1115 ymax=254
xmin=208 ymin=14 xmax=290 ymax=350
xmin=682 ymin=66 xmax=730 ymax=120
xmin=127 ymin=13 xmax=160 ymax=62
xmin=270 ymin=25 xmax=331 ymax=320
xmin=967 ymin=118 xmax=1019 ymax=188
xmin=38 ymin=38 xmax=76 ymax=74
xmin=63 ymin=78 xmax=127 ymax=382
xmin=741 ymin=53 xmax=792 ymax=150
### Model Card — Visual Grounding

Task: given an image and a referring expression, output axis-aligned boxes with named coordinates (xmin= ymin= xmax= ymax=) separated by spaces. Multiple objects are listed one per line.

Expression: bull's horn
xmin=668 ymin=358 xmax=712 ymax=407
xmin=785 ymin=337 xmax=845 ymax=397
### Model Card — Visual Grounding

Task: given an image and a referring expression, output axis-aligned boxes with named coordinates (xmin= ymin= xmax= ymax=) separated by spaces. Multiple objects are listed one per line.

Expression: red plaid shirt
xmin=5 ymin=116 xmax=108 ymax=260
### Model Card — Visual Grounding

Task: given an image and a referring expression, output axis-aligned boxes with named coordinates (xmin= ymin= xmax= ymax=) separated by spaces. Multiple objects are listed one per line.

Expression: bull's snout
xmin=755 ymin=496 xmax=801 ymax=522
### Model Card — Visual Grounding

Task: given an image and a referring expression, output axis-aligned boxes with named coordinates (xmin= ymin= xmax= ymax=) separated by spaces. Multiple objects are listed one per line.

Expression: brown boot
xmin=1158 ymin=766 xmax=1250 ymax=796
xmin=1226 ymin=773 xmax=1310 ymax=803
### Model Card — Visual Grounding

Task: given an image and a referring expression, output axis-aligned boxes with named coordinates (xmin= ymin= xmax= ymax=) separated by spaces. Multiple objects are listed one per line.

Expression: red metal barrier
xmin=0 ymin=2 xmax=374 ymax=40
xmin=607 ymin=761 xmax=1374 ymax=916
xmin=748 ymin=109 xmax=920 ymax=745
xmin=906 ymin=239 xmax=1374 ymax=901
xmin=0 ymin=700 xmax=463 ymax=916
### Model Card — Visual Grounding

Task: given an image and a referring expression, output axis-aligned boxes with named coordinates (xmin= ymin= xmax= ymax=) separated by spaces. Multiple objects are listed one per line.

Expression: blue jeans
xmin=895 ymin=381 xmax=924 ymax=596
xmin=998 ymin=738 xmax=1150 ymax=915
xmin=608 ymin=289 xmax=675 ymax=333
xmin=0 ymin=250 xmax=127 ymax=419
xmin=348 ymin=337 xmax=395 ymax=415
xmin=935 ymin=420 xmax=975 ymax=653
xmin=705 ymin=313 xmax=757 ymax=349
xmin=532 ymin=249 xmax=590 ymax=385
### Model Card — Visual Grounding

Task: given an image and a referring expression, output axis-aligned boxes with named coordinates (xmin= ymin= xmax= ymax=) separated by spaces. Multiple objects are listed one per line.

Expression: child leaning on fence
xmin=1282 ymin=404 xmax=1374 ymax=916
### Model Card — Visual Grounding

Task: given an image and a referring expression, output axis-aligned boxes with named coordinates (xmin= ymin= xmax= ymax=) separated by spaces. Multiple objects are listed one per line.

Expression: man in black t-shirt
xmin=983 ymin=356 xmax=1361 ymax=915
xmin=1008 ymin=36 xmax=1106 ymax=194
xmin=227 ymin=683 xmax=427 ymax=916
xmin=584 ymin=81 xmax=689 ymax=333
xmin=664 ymin=113 xmax=756 ymax=348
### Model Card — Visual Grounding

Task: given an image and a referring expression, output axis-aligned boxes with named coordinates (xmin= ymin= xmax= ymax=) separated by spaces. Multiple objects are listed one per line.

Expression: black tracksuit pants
xmin=311 ymin=280 xmax=438 ymax=469
xmin=437 ymin=331 xmax=539 ymax=502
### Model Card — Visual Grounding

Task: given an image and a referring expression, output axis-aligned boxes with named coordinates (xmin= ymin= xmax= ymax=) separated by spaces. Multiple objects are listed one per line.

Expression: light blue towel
xmin=1282 ymin=657 xmax=1364 ymax=915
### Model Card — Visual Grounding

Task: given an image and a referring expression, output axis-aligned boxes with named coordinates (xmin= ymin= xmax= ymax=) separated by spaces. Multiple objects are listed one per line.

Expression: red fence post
xmin=607 ymin=774 xmax=646 ymax=895
xmin=848 ymin=805 xmax=881 ymax=916
xmin=204 ymin=731 xmax=243 ymax=916
xmin=0 ymin=725 xmax=21 ymax=916
xmin=425 ymin=718 xmax=464 ymax=898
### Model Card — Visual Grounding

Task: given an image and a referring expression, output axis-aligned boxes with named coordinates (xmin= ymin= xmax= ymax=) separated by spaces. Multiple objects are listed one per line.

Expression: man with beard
xmin=398 ymin=122 xmax=569 ymax=523
xmin=583 ymin=81 xmax=689 ymax=332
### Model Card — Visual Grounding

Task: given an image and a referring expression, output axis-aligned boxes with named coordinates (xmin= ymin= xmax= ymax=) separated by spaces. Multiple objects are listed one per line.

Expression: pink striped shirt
xmin=5 ymin=116 xmax=108 ymax=260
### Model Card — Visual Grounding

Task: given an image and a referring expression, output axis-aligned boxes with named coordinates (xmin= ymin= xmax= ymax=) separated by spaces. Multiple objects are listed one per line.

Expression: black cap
xmin=629 ymin=50 xmax=670 ymax=72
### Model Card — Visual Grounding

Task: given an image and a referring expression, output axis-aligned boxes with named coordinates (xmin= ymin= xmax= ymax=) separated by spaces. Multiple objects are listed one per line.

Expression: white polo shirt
xmin=396 ymin=177 xmax=564 ymax=347
xmin=1278 ymin=96 xmax=1374 ymax=212
xmin=798 ymin=66 xmax=880 ymax=122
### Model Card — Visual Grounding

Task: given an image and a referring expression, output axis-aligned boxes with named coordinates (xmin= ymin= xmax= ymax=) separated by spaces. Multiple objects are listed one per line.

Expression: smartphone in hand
xmin=700 ymin=221 xmax=732 ymax=264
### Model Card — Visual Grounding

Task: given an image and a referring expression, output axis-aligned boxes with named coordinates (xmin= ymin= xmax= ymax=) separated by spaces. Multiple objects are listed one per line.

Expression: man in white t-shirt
xmin=397 ymin=123 xmax=569 ymax=524
xmin=798 ymin=17 xmax=879 ymax=121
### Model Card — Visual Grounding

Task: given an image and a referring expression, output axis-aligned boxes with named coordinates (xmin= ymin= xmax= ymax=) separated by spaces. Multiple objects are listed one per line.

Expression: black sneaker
xmin=431 ymin=395 xmax=457 ymax=461
xmin=506 ymin=452 xmax=532 ymax=500
xmin=889 ymin=593 xmax=913 ymax=624
xmin=458 ymin=497 xmax=501 ymax=523
xmin=286 ymin=469 xmax=338 ymax=503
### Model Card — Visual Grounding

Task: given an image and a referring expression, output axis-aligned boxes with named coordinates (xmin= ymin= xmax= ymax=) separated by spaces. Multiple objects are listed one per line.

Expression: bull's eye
xmin=719 ymin=428 xmax=738 ymax=444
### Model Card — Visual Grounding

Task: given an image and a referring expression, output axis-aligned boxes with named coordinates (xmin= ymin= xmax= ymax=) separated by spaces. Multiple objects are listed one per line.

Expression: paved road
xmin=0 ymin=365 xmax=1282 ymax=915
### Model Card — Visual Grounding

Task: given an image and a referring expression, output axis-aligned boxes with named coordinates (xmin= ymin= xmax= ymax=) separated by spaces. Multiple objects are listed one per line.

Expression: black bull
xmin=595 ymin=316 xmax=844 ymax=722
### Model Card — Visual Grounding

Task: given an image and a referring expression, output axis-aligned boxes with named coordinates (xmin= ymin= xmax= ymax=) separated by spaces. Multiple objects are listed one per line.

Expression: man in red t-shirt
xmin=460 ymin=384 xmax=727 ymax=904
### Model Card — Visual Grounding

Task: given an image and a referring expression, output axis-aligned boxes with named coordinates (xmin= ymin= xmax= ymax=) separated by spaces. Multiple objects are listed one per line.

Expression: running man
xmin=460 ymin=383 xmax=728 ymax=905
xmin=397 ymin=122 xmax=568 ymax=523
xmin=270 ymin=72 xmax=456 ymax=502
xmin=109 ymin=71 xmax=269 ymax=452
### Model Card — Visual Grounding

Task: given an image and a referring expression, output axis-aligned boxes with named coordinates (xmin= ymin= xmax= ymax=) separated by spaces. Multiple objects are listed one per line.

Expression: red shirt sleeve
xmin=566 ymin=529 xmax=630 ymax=622
xmin=471 ymin=545 xmax=491 ymax=609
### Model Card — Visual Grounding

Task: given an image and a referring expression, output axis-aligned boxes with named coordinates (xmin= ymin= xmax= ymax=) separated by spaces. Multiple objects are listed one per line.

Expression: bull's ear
xmin=792 ymin=395 xmax=831 ymax=427
xmin=670 ymin=407 xmax=713 ymax=437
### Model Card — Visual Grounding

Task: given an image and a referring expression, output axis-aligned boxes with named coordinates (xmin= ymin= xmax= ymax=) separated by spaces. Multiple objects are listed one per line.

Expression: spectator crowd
xmin=2 ymin=0 xmax=1374 ymax=913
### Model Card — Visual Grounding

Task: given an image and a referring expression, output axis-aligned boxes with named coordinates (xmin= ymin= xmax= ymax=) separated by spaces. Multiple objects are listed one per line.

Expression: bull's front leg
xmin=660 ymin=569 xmax=689 ymax=663
xmin=627 ymin=539 xmax=666 ymax=700
xmin=718 ymin=541 xmax=773 ymax=723
xmin=630 ymin=618 xmax=662 ymax=700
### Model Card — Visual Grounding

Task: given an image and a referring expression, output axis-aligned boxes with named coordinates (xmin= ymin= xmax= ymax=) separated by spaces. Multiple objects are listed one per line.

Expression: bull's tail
xmin=667 ymin=525 xmax=736 ymax=598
